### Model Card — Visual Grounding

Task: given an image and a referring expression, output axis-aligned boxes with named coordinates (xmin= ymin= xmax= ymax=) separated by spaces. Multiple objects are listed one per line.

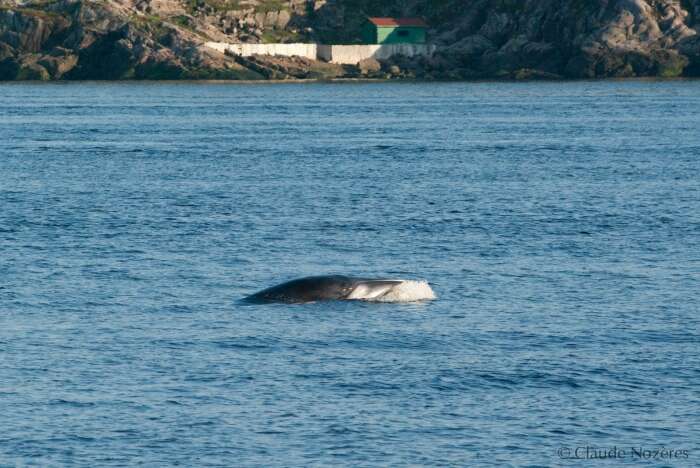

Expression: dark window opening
xmin=397 ymin=30 xmax=410 ymax=37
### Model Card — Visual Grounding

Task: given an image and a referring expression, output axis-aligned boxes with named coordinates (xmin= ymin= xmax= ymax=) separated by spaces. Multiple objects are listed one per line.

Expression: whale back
xmin=244 ymin=275 xmax=357 ymax=303
xmin=243 ymin=275 xmax=431 ymax=304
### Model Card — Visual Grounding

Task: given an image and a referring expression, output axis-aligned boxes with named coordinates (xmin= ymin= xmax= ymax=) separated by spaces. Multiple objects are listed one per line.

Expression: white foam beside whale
xmin=360 ymin=280 xmax=437 ymax=303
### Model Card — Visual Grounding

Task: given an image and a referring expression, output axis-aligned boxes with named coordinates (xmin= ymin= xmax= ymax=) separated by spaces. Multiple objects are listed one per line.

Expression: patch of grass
xmin=131 ymin=13 xmax=170 ymax=38
xmin=254 ymin=0 xmax=286 ymax=14
xmin=260 ymin=28 xmax=304 ymax=44
xmin=172 ymin=14 xmax=193 ymax=29
xmin=658 ymin=61 xmax=687 ymax=77
xmin=0 ymin=6 xmax=63 ymax=19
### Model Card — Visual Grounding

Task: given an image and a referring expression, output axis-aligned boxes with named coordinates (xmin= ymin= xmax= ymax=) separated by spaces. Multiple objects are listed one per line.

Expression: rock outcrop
xmin=1 ymin=0 xmax=699 ymax=80
xmin=0 ymin=0 xmax=263 ymax=80
xmin=365 ymin=0 xmax=700 ymax=79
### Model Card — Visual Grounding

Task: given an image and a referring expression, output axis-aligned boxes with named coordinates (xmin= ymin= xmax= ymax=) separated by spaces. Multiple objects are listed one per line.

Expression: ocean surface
xmin=1 ymin=80 xmax=699 ymax=466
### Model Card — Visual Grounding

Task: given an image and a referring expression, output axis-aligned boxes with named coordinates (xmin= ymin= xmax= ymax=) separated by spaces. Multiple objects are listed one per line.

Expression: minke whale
xmin=244 ymin=275 xmax=436 ymax=304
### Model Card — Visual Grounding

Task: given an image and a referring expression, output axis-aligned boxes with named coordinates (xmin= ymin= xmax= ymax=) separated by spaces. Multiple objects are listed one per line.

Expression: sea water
xmin=1 ymin=81 xmax=699 ymax=466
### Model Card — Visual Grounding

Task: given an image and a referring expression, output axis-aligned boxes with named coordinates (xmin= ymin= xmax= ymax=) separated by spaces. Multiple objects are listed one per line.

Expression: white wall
xmin=205 ymin=42 xmax=318 ymax=60
xmin=205 ymin=42 xmax=436 ymax=65
xmin=318 ymin=44 xmax=437 ymax=64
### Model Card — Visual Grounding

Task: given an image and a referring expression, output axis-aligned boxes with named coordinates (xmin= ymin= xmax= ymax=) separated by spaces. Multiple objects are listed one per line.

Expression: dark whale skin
xmin=243 ymin=275 xmax=403 ymax=304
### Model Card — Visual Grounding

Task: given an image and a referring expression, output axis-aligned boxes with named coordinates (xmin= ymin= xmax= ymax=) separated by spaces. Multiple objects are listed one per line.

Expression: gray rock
xmin=38 ymin=51 xmax=78 ymax=78
xmin=0 ymin=41 xmax=15 ymax=60
xmin=276 ymin=10 xmax=291 ymax=29
xmin=357 ymin=57 xmax=380 ymax=74
xmin=17 ymin=58 xmax=49 ymax=80
xmin=678 ymin=34 xmax=700 ymax=75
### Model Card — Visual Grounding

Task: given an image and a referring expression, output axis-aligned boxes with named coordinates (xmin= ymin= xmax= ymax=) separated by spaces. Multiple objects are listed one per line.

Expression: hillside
xmin=1 ymin=0 xmax=699 ymax=80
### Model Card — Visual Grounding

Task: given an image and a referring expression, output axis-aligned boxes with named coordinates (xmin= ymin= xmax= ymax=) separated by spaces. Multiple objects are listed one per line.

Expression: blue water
xmin=1 ymin=81 xmax=699 ymax=466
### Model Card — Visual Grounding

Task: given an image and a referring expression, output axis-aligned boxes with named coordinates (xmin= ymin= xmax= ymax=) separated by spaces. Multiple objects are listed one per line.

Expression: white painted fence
xmin=205 ymin=42 xmax=318 ymax=60
xmin=317 ymin=44 xmax=436 ymax=64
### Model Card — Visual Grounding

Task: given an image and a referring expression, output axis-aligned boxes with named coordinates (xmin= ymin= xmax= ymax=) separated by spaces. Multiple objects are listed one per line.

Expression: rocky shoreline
xmin=1 ymin=0 xmax=700 ymax=81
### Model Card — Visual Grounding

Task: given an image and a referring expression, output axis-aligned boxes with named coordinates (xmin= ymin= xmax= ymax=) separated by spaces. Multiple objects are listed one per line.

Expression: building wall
xmin=204 ymin=42 xmax=318 ymax=60
xmin=376 ymin=26 xmax=426 ymax=44
xmin=361 ymin=23 xmax=427 ymax=45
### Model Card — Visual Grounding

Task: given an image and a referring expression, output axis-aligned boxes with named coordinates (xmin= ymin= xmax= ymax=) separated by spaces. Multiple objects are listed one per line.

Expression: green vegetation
xmin=172 ymin=15 xmax=191 ymax=27
xmin=254 ymin=0 xmax=286 ymax=14
xmin=261 ymin=29 xmax=304 ymax=44
xmin=658 ymin=58 xmax=688 ymax=77
xmin=130 ymin=14 xmax=171 ymax=40
xmin=0 ymin=5 xmax=64 ymax=19
xmin=184 ymin=0 xmax=287 ymax=14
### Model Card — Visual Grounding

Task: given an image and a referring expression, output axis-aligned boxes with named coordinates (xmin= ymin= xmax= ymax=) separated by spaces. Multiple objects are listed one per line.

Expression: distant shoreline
xmin=3 ymin=1 xmax=699 ymax=84
xmin=2 ymin=77 xmax=699 ymax=85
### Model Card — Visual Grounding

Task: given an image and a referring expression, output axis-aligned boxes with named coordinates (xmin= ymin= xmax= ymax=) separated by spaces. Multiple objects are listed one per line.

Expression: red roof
xmin=368 ymin=17 xmax=428 ymax=28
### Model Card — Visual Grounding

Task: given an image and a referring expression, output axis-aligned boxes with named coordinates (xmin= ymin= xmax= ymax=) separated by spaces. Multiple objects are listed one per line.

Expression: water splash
xmin=365 ymin=280 xmax=437 ymax=303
